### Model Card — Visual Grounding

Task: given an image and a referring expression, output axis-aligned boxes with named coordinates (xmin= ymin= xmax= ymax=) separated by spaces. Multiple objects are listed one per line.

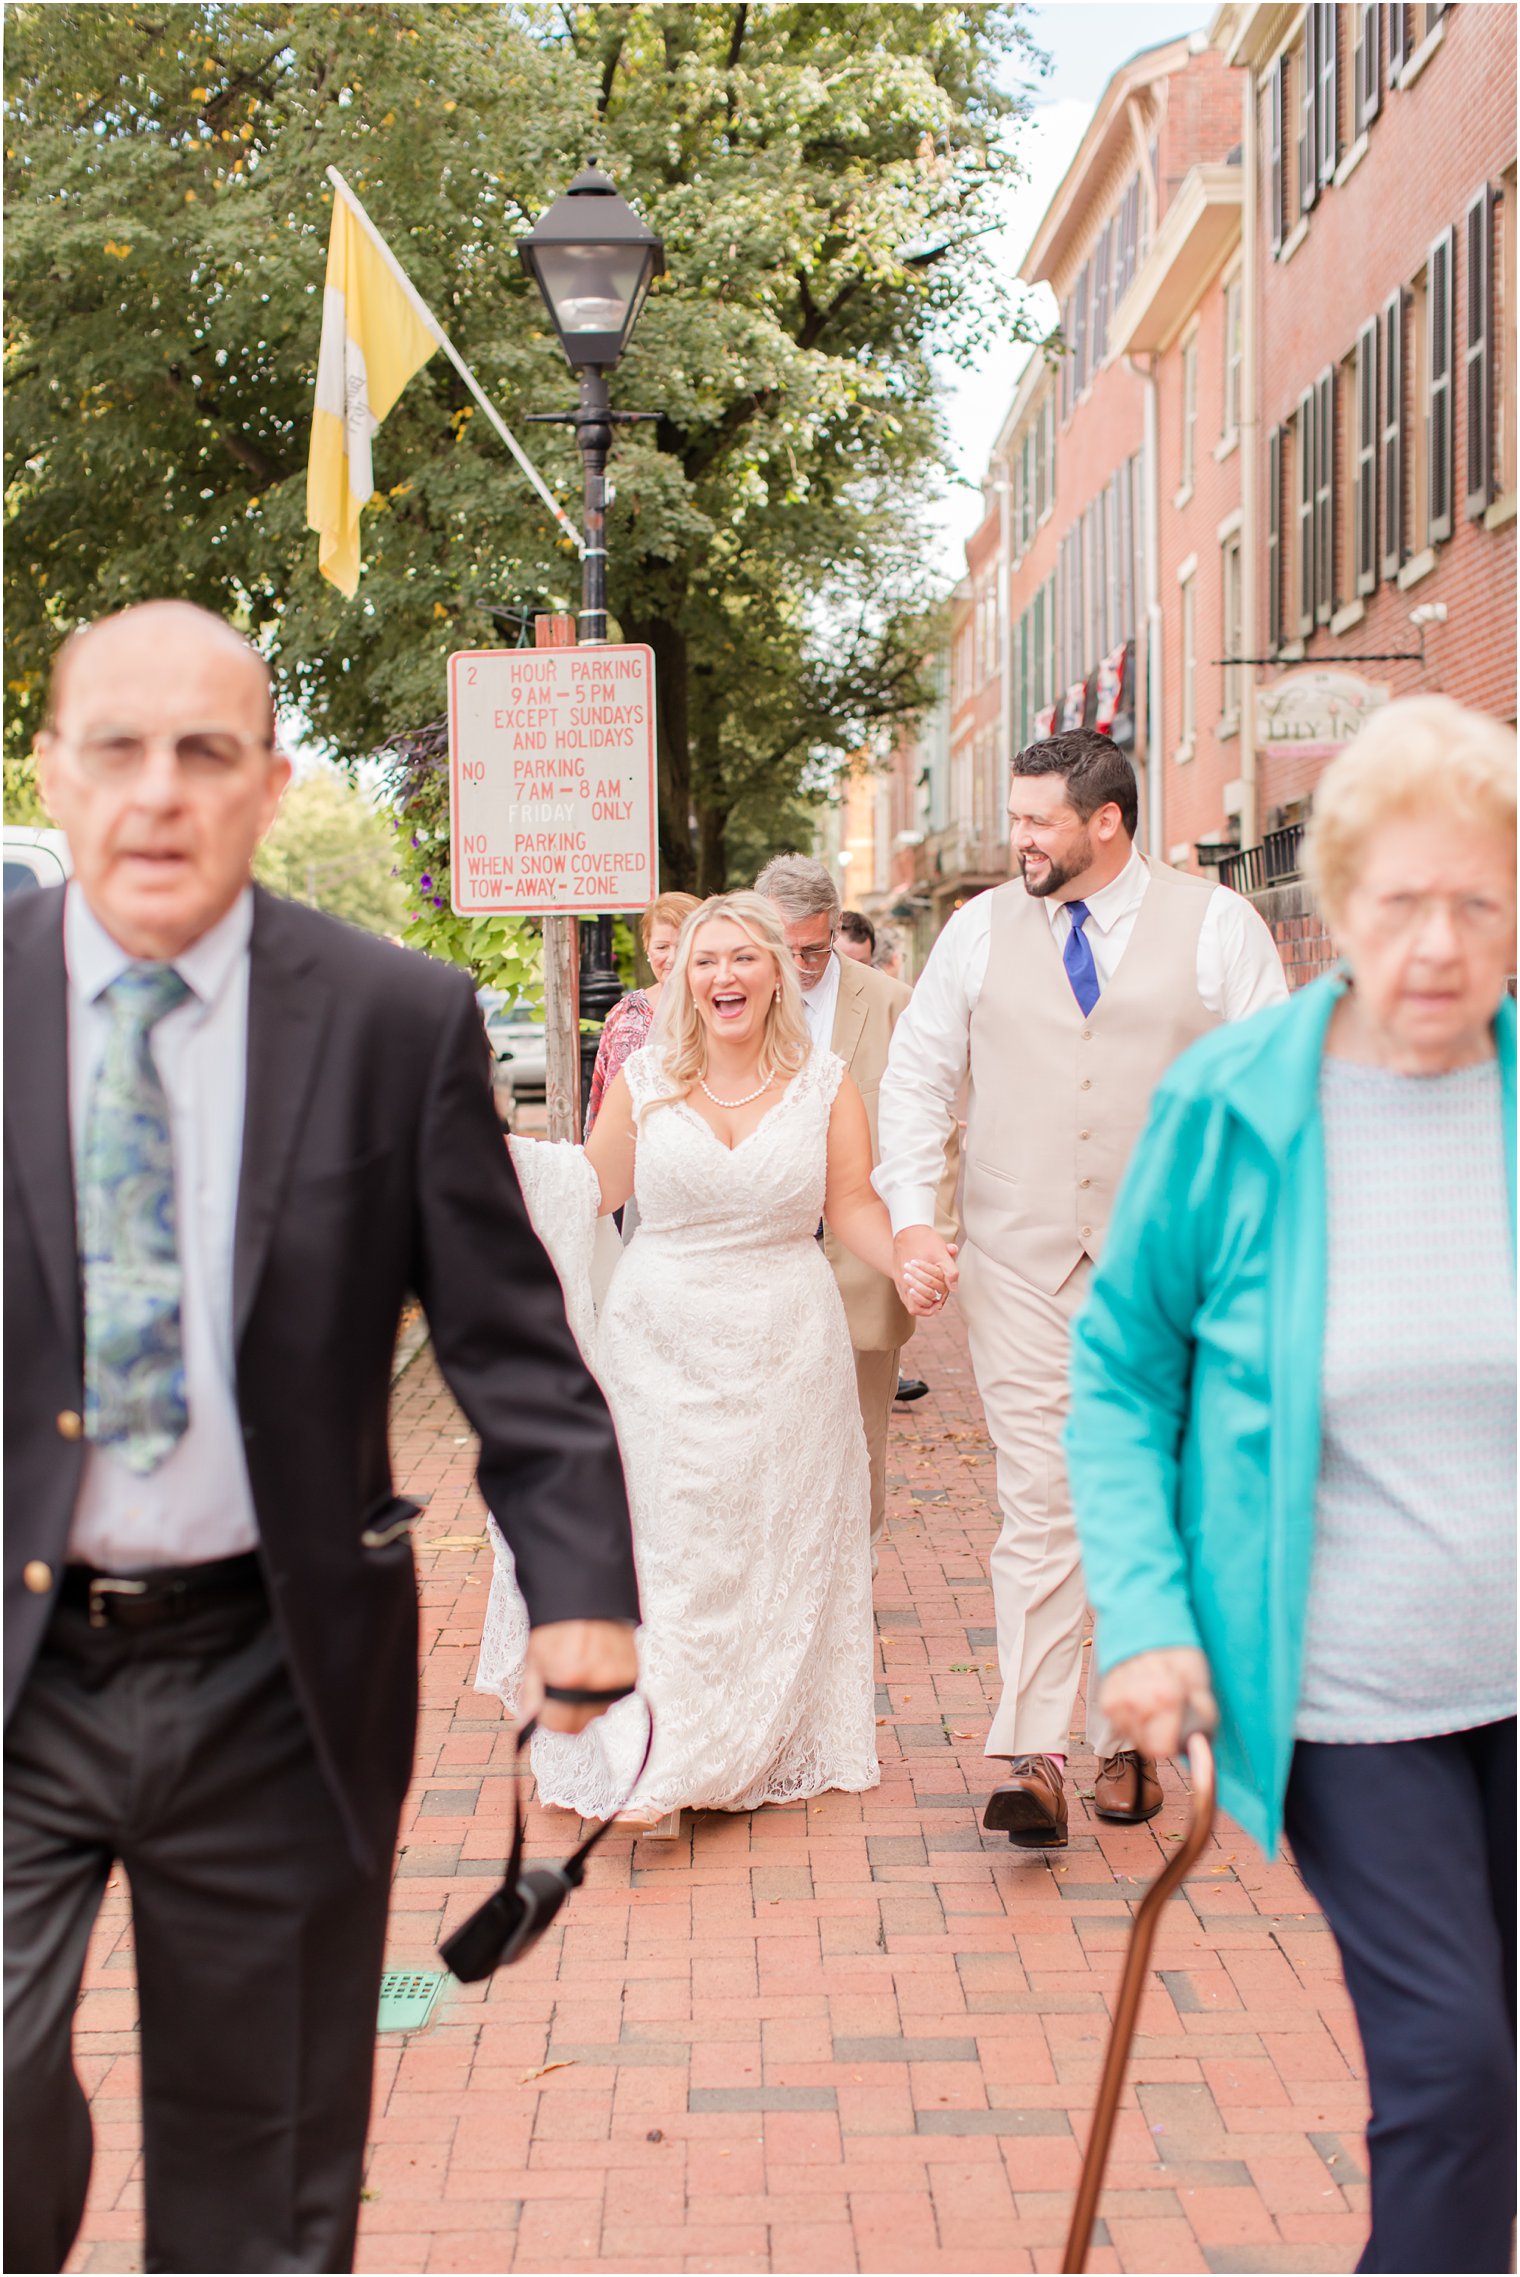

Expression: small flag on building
xmin=1094 ymin=642 xmax=1127 ymax=736
xmin=307 ymin=180 xmax=437 ymax=596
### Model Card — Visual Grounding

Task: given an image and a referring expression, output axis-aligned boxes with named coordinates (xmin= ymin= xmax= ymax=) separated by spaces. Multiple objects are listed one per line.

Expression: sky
xmin=926 ymin=0 xmax=1214 ymax=584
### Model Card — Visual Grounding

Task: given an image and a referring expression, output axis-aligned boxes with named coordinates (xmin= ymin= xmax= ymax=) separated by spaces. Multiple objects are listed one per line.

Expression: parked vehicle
xmin=3 ymin=826 xmax=70 ymax=898
xmin=475 ymin=990 xmax=520 ymax=1132
xmin=480 ymin=995 xmax=547 ymax=1103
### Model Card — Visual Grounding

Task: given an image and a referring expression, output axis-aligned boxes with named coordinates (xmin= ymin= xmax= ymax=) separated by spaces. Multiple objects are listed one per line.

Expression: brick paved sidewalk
xmin=65 ymin=1305 xmax=1368 ymax=2276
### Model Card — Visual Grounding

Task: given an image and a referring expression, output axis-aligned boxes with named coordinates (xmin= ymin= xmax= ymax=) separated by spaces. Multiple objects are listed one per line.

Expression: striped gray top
xmin=1295 ymin=1054 xmax=1516 ymax=1745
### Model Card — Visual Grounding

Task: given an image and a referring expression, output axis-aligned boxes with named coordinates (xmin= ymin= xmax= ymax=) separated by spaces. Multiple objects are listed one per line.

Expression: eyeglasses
xmin=789 ymin=932 xmax=837 ymax=970
xmin=1362 ymin=890 xmax=1512 ymax=941
xmin=60 ymin=729 xmax=274 ymax=783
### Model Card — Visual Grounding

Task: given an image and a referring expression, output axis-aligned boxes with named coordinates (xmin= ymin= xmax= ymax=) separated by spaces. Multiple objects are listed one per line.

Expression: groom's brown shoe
xmin=982 ymin=1756 xmax=1067 ymax=1848
xmin=1092 ymin=1750 xmax=1163 ymax=1823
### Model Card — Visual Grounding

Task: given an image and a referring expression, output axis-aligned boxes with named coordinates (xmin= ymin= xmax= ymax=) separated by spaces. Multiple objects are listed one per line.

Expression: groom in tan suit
xmin=757 ymin=856 xmax=950 ymax=1566
xmin=875 ymin=732 xmax=1286 ymax=1847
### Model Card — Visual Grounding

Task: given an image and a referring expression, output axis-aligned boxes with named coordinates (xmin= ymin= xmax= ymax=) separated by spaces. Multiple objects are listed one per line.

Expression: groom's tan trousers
xmin=852 ymin=1344 xmax=901 ymax=1561
xmin=959 ymin=1242 xmax=1114 ymax=1762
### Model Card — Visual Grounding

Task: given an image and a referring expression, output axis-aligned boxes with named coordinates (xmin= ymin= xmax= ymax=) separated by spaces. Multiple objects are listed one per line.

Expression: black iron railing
xmin=1218 ymin=821 xmax=1305 ymax=897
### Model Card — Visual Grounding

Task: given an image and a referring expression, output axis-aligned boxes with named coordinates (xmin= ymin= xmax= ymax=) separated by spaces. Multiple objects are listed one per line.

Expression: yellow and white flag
xmin=307 ymin=181 xmax=438 ymax=597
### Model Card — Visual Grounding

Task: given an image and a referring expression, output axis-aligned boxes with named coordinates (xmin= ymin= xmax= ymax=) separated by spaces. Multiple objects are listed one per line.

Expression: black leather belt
xmin=59 ymin=1551 xmax=264 ymax=1631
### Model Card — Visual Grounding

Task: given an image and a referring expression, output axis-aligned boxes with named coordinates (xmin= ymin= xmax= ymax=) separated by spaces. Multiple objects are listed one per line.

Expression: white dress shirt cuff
xmin=885 ymin=1186 xmax=941 ymax=1238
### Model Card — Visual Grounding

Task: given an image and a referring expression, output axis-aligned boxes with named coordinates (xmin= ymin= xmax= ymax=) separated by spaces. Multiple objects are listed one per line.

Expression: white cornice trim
xmin=1021 ymin=37 xmax=1195 ymax=286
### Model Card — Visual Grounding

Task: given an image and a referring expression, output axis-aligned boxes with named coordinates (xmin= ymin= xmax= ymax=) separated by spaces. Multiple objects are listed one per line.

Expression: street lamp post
xmin=519 ymin=166 xmax=664 ymax=1138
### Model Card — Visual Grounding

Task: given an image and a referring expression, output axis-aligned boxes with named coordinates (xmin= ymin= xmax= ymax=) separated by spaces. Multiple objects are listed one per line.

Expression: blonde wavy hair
xmin=641 ymin=891 xmax=812 ymax=1120
xmin=1305 ymin=696 xmax=1516 ymax=923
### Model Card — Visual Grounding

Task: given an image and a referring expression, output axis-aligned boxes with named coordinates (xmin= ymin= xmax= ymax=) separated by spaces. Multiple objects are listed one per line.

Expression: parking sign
xmin=448 ymin=645 xmax=658 ymax=914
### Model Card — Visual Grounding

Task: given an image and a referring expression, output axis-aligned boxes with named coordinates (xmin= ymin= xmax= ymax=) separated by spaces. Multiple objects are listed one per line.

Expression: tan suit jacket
xmin=826 ymin=957 xmax=960 ymax=1351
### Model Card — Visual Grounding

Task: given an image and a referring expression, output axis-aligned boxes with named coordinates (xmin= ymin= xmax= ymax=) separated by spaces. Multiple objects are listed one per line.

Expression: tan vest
xmin=963 ymin=858 xmax=1219 ymax=1294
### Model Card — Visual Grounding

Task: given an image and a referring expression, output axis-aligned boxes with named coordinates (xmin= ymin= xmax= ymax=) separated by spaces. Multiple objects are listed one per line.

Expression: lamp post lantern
xmin=519 ymin=167 xmax=664 ymax=1135
xmin=519 ymin=166 xmax=663 ymax=646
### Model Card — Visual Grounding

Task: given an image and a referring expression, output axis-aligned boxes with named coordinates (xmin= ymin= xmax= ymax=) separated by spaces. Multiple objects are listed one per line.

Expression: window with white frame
xmin=1381 ymin=286 xmax=1405 ymax=577
xmin=1179 ymin=569 xmax=1197 ymax=752
xmin=1295 ymin=388 xmax=1315 ymax=634
xmin=1428 ymin=222 xmax=1456 ymax=542
xmin=1180 ymin=333 xmax=1199 ymax=495
xmin=1353 ymin=3 xmax=1381 ymax=136
xmin=1464 ymin=185 xmax=1496 ymax=519
xmin=1223 ymin=275 xmax=1243 ymax=444
xmin=1354 ymin=317 xmax=1379 ymax=593
xmin=1407 ymin=260 xmax=1430 ymax=552
xmin=1220 ymin=534 xmax=1242 ymax=726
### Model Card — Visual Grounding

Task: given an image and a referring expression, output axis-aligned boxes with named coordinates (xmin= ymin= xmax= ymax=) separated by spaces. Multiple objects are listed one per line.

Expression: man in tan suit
xmin=757 ymin=856 xmax=921 ymax=1568
xmin=875 ymin=732 xmax=1287 ymax=1847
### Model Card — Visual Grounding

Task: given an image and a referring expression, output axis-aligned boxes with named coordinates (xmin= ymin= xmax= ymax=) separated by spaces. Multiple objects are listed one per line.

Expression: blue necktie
xmin=1062 ymin=901 xmax=1100 ymax=1017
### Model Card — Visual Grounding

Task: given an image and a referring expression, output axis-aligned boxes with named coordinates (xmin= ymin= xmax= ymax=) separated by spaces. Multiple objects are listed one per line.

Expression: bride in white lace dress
xmin=476 ymin=891 xmax=949 ymax=1822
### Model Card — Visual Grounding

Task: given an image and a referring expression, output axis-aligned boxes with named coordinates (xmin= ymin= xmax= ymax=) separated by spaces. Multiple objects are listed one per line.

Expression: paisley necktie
xmin=79 ymin=963 xmax=193 ymax=1474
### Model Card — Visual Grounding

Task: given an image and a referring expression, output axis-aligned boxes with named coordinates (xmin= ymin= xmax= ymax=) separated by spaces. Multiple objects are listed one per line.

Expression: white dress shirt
xmin=800 ymin=946 xmax=843 ymax=1048
xmin=875 ymin=848 xmax=1289 ymax=1232
xmin=66 ymin=885 xmax=259 ymax=1569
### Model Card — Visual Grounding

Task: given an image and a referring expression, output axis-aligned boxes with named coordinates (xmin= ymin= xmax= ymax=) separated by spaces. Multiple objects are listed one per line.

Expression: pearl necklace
xmin=699 ymin=1072 xmax=774 ymax=1109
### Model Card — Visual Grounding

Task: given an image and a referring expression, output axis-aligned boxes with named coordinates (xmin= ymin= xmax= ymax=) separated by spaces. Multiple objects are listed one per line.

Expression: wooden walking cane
xmin=1062 ymin=1720 xmax=1218 ymax=2274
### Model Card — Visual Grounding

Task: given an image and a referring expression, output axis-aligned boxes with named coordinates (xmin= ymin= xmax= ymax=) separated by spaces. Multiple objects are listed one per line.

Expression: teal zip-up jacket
xmin=1066 ymin=975 xmax=1517 ymax=1857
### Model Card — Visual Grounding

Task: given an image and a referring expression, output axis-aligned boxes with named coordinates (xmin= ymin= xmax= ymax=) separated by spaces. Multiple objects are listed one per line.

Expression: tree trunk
xmin=623 ymin=610 xmax=695 ymax=892
xmin=697 ymin=798 xmax=728 ymax=895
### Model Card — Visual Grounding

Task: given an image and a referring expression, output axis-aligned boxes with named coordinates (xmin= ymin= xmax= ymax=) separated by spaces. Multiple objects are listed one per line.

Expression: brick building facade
xmin=1212 ymin=0 xmax=1517 ymax=972
xmin=841 ymin=8 xmax=1514 ymax=987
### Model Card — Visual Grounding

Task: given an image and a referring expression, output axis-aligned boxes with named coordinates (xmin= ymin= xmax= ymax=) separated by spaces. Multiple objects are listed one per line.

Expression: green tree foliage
xmin=252 ymin=765 xmax=408 ymax=934
xmin=5 ymin=2 xmax=1038 ymax=933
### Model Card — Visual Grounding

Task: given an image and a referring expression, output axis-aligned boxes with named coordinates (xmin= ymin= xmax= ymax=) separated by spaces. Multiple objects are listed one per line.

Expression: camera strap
xmin=439 ymin=1694 xmax=654 ymax=1983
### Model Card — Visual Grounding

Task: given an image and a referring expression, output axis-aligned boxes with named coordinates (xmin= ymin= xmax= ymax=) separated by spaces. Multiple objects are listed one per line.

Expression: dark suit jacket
xmin=4 ymin=885 xmax=639 ymax=1869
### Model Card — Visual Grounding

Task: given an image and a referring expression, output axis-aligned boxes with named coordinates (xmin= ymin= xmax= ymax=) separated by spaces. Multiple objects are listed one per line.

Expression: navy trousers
xmin=1285 ymin=1719 xmax=1516 ymax=2276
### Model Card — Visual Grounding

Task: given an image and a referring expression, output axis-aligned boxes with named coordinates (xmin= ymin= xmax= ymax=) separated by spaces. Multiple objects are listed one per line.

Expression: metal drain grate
xmin=376 ymin=1971 xmax=445 ymax=2034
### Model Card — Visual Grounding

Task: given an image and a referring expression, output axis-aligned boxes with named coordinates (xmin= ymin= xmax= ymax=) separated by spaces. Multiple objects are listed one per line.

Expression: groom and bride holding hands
xmin=480 ymin=727 xmax=1287 ymax=1841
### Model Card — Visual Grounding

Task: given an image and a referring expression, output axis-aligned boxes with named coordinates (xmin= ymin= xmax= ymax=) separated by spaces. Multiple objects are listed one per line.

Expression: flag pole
xmin=324 ymin=165 xmax=586 ymax=558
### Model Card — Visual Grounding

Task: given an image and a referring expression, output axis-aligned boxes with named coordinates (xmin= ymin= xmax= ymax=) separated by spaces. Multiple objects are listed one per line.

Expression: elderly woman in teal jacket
xmin=1067 ymin=697 xmax=1515 ymax=2277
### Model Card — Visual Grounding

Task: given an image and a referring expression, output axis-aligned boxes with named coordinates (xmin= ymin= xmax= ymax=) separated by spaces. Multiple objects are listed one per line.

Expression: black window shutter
xmin=1314 ymin=365 xmax=1335 ymax=623
xmin=1301 ymin=10 xmax=1319 ymax=214
xmin=1268 ymin=425 xmax=1283 ymax=651
xmin=1465 ymin=185 xmax=1495 ymax=518
xmin=1355 ymin=319 xmax=1379 ymax=594
xmin=1269 ymin=58 xmax=1285 ymax=255
xmin=1429 ymin=224 xmax=1455 ymax=542
xmin=1298 ymin=387 xmax=1316 ymax=633
xmin=1381 ymin=289 xmax=1405 ymax=578
xmin=1318 ymin=4 xmax=1339 ymax=189
xmin=1389 ymin=4 xmax=1408 ymax=81
xmin=1355 ymin=4 xmax=1381 ymax=132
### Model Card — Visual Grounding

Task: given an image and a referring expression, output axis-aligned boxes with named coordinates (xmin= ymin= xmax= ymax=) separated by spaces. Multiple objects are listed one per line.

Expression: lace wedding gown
xmin=476 ymin=1042 xmax=879 ymax=1819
